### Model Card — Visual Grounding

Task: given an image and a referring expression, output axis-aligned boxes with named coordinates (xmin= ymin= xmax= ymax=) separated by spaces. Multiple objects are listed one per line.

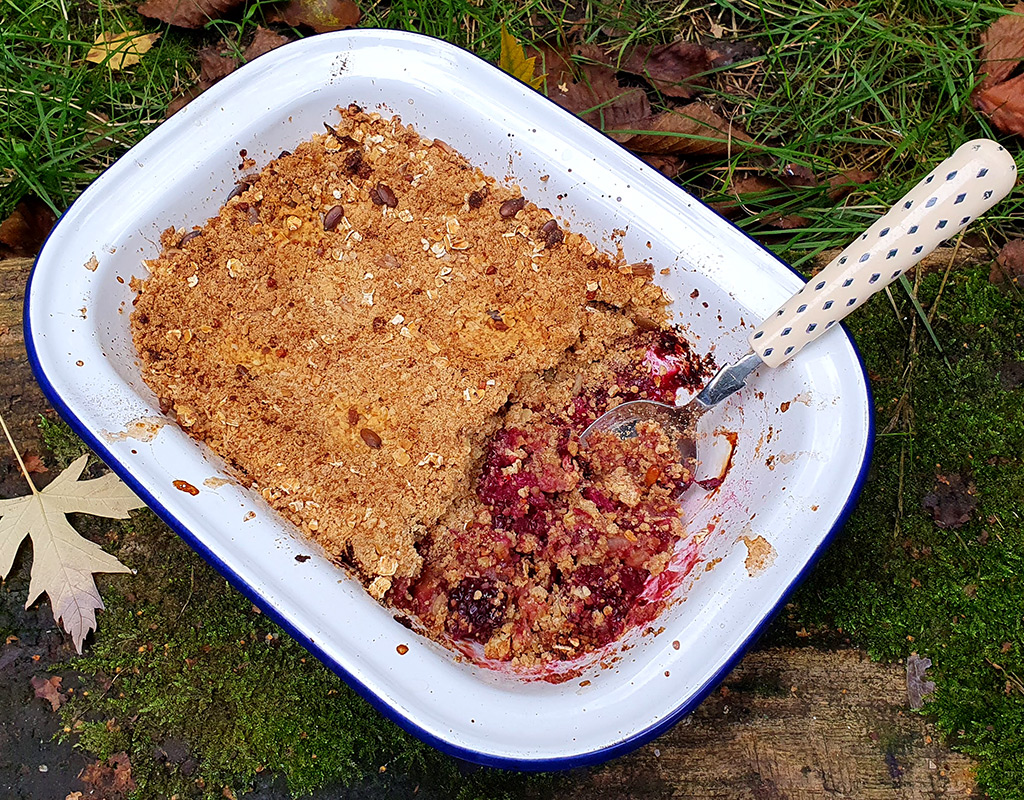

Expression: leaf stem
xmin=0 ymin=410 xmax=38 ymax=495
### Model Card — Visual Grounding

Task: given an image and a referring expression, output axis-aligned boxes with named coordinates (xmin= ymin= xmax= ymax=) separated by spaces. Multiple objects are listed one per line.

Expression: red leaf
xmin=166 ymin=84 xmax=209 ymax=118
xmin=138 ymin=0 xmax=245 ymax=28
xmin=619 ymin=40 xmax=712 ymax=99
xmin=30 ymin=674 xmax=66 ymax=711
xmin=270 ymin=0 xmax=361 ymax=33
xmin=0 ymin=197 xmax=57 ymax=259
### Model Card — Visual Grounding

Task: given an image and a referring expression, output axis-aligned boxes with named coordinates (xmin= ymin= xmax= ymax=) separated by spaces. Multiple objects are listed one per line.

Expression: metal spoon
xmin=581 ymin=140 xmax=1018 ymax=471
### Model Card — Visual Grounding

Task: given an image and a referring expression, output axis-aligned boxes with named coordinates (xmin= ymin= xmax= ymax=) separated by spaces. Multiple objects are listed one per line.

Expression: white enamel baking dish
xmin=26 ymin=30 xmax=872 ymax=768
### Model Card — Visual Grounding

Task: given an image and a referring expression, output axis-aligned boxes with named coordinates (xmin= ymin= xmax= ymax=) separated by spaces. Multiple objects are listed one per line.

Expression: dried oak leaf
xmin=138 ymin=0 xmax=245 ymax=28
xmin=31 ymin=674 xmax=67 ymax=711
xmin=244 ymin=26 xmax=290 ymax=60
xmin=907 ymin=652 xmax=936 ymax=709
xmin=0 ymin=197 xmax=57 ymax=259
xmin=269 ymin=0 xmax=361 ymax=33
xmin=990 ymin=239 xmax=1024 ymax=289
xmin=619 ymin=40 xmax=712 ymax=99
xmin=0 ymin=455 xmax=143 ymax=652
xmin=922 ymin=472 xmax=978 ymax=530
xmin=167 ymin=29 xmax=288 ymax=117
xmin=617 ymin=102 xmax=752 ymax=157
xmin=972 ymin=4 xmax=1024 ymax=135
xmin=81 ymin=752 xmax=136 ymax=799
xmin=531 ymin=43 xmax=650 ymax=135
xmin=198 ymin=43 xmax=239 ymax=83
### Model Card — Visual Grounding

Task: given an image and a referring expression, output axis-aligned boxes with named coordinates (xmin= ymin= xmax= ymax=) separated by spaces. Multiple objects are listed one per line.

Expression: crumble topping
xmin=131 ymin=105 xmax=715 ymax=669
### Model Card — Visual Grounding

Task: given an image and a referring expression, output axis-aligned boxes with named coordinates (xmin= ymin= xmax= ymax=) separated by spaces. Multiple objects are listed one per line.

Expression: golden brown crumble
xmin=131 ymin=105 xmax=713 ymax=668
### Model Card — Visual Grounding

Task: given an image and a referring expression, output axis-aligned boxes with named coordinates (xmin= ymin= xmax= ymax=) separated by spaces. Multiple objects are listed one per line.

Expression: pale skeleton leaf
xmin=0 ymin=455 xmax=143 ymax=652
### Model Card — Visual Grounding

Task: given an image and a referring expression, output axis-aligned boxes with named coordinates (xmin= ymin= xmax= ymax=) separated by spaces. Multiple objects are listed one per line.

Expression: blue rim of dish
xmin=23 ymin=29 xmax=875 ymax=772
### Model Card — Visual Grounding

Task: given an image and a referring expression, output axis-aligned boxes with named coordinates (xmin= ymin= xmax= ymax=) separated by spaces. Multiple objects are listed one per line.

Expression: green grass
xmin=5 ymin=0 xmax=1024 ymax=797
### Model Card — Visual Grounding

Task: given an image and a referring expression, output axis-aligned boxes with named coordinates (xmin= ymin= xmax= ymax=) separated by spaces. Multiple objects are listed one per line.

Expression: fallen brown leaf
xmin=614 ymin=102 xmax=752 ymax=156
xmin=22 ymin=452 xmax=48 ymax=475
xmin=639 ymin=153 xmax=686 ymax=178
xmin=165 ymin=43 xmax=238 ymax=119
xmin=30 ymin=674 xmax=67 ymax=711
xmin=531 ymin=43 xmax=650 ymax=134
xmin=922 ymin=472 xmax=978 ymax=530
xmin=166 ymin=30 xmax=289 ymax=118
xmin=977 ymin=2 xmax=1024 ymax=90
xmin=270 ymin=0 xmax=361 ymax=33
xmin=199 ymin=44 xmax=239 ymax=83
xmin=0 ymin=198 xmax=57 ymax=259
xmin=991 ymin=239 xmax=1024 ymax=289
xmin=827 ymin=167 xmax=876 ymax=201
xmin=974 ymin=73 xmax=1024 ymax=136
xmin=138 ymin=0 xmax=245 ymax=28
xmin=778 ymin=163 xmax=817 ymax=188
xmin=244 ymin=27 xmax=290 ymax=60
xmin=619 ymin=40 xmax=711 ymax=99
xmin=973 ymin=4 xmax=1024 ymax=135
xmin=81 ymin=752 xmax=136 ymax=799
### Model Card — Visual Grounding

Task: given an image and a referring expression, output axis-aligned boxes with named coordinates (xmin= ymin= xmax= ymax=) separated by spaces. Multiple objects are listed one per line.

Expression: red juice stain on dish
xmin=173 ymin=479 xmax=199 ymax=495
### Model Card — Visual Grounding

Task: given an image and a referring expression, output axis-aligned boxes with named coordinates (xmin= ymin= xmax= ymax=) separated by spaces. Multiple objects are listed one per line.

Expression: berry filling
xmin=392 ymin=329 xmax=718 ymax=666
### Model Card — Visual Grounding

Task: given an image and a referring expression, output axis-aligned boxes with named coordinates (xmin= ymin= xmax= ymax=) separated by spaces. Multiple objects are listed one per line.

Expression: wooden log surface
xmin=0 ymin=255 xmax=978 ymax=798
xmin=562 ymin=647 xmax=975 ymax=800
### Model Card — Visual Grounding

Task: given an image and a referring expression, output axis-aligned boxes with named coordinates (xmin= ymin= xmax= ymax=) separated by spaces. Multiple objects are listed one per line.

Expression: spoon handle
xmin=748 ymin=139 xmax=1017 ymax=368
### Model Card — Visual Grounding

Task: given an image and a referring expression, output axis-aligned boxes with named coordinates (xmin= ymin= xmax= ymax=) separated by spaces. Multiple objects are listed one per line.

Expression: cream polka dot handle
xmin=750 ymin=140 xmax=1017 ymax=368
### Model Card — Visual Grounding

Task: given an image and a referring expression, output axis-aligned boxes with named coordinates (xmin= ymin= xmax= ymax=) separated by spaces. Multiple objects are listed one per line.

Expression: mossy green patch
xmin=790 ymin=263 xmax=1024 ymax=797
